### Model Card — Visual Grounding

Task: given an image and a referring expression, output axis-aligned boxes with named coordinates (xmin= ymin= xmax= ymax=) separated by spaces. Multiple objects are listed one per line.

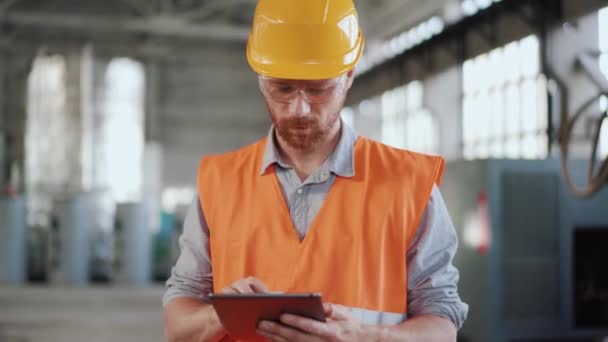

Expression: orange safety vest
xmin=198 ymin=136 xmax=444 ymax=340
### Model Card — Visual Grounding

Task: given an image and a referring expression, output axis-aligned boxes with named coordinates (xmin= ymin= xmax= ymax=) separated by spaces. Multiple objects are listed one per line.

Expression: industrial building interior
xmin=1 ymin=0 xmax=608 ymax=341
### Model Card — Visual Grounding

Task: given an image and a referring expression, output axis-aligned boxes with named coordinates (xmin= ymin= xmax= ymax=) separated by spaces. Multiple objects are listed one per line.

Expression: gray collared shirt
xmin=163 ymin=121 xmax=469 ymax=329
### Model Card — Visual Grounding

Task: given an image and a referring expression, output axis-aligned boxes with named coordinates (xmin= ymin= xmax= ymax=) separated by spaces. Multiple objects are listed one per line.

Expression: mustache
xmin=282 ymin=117 xmax=318 ymax=128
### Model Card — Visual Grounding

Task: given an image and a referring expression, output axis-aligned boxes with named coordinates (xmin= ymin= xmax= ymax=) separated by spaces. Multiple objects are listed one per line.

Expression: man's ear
xmin=345 ymin=69 xmax=355 ymax=91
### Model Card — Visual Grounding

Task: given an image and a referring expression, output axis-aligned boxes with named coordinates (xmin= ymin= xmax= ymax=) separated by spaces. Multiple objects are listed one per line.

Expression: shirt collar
xmin=260 ymin=118 xmax=358 ymax=177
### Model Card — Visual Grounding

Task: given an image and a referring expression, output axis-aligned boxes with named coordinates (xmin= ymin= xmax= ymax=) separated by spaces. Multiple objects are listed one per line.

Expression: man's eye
xmin=307 ymin=88 xmax=328 ymax=95
xmin=276 ymin=86 xmax=293 ymax=92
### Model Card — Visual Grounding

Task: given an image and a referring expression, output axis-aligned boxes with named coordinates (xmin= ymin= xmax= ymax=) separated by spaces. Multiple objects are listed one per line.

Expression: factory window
xmin=381 ymin=85 xmax=408 ymax=148
xmin=162 ymin=187 xmax=195 ymax=213
xmin=26 ymin=54 xmax=68 ymax=226
xmin=381 ymin=81 xmax=438 ymax=154
xmin=102 ymin=58 xmax=145 ymax=202
xmin=462 ymin=35 xmax=548 ymax=160
xmin=601 ymin=121 xmax=608 ymax=161
xmin=340 ymin=107 xmax=355 ymax=128
xmin=598 ymin=7 xmax=608 ymax=159
xmin=356 ymin=16 xmax=444 ymax=76
xmin=461 ymin=0 xmax=504 ymax=17
xmin=356 ymin=97 xmax=383 ymax=141
xmin=345 ymin=82 xmax=438 ymax=154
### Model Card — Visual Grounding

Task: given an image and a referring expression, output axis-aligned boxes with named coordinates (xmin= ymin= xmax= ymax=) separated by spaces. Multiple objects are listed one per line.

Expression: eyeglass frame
xmin=258 ymin=75 xmax=348 ymax=104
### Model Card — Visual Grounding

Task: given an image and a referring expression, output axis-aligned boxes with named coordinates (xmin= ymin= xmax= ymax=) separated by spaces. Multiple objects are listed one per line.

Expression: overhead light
xmin=475 ymin=0 xmax=492 ymax=10
xmin=462 ymin=0 xmax=478 ymax=16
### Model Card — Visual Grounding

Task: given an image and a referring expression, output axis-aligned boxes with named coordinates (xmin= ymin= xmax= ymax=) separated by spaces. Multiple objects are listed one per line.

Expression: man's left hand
xmin=257 ymin=303 xmax=369 ymax=342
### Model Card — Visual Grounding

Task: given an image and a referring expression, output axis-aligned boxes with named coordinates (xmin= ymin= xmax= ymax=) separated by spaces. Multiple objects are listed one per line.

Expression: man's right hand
xmin=165 ymin=276 xmax=269 ymax=342
xmin=220 ymin=276 xmax=269 ymax=294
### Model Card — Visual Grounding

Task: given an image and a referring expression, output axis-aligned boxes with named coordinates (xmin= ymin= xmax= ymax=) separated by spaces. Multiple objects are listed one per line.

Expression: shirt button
xmin=297 ymin=188 xmax=303 ymax=194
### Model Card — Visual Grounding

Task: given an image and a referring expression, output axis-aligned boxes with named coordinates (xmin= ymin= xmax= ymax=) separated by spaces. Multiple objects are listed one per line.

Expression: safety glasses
xmin=258 ymin=76 xmax=346 ymax=104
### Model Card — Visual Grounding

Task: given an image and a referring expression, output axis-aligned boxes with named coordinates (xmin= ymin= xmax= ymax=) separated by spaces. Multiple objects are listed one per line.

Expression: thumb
xmin=248 ymin=277 xmax=269 ymax=293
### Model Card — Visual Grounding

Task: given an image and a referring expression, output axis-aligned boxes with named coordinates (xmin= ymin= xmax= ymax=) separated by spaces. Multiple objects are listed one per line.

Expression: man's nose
xmin=288 ymin=91 xmax=312 ymax=116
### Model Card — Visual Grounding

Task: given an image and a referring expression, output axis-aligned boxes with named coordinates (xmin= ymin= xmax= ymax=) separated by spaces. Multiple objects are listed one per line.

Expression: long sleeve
xmin=406 ymin=185 xmax=469 ymax=329
xmin=162 ymin=197 xmax=214 ymax=306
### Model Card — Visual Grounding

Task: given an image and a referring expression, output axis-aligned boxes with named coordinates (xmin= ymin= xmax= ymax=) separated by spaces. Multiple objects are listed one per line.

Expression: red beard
xmin=274 ymin=116 xmax=326 ymax=151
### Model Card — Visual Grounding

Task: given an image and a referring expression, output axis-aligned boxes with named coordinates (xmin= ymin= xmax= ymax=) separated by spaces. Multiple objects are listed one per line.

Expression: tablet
xmin=208 ymin=293 xmax=326 ymax=340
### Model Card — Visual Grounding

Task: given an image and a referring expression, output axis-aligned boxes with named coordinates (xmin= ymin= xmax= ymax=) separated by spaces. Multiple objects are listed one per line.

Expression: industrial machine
xmin=442 ymin=159 xmax=608 ymax=342
xmin=114 ymin=202 xmax=151 ymax=286
xmin=0 ymin=195 xmax=27 ymax=285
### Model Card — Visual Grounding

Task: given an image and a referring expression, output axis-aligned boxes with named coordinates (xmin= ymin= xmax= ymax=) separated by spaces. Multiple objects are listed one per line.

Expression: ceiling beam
xmin=120 ymin=0 xmax=156 ymax=16
xmin=0 ymin=11 xmax=250 ymax=41
xmin=0 ymin=0 xmax=20 ymax=15
xmin=181 ymin=0 xmax=255 ymax=20
xmin=366 ymin=0 xmax=443 ymax=39
xmin=0 ymin=32 xmax=249 ymax=65
xmin=160 ymin=0 xmax=173 ymax=15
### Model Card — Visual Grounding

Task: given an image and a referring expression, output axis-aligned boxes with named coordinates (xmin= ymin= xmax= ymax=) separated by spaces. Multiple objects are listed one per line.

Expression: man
xmin=163 ymin=0 xmax=468 ymax=341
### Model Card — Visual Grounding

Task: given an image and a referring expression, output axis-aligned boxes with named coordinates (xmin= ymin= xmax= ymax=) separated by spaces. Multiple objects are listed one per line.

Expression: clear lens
xmin=259 ymin=76 xmax=345 ymax=104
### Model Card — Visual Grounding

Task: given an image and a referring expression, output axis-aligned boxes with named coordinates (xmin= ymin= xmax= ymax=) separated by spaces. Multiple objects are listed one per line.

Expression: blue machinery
xmin=443 ymin=160 xmax=608 ymax=342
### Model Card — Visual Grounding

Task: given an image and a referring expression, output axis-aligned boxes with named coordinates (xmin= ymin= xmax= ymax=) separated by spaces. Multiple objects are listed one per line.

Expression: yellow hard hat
xmin=246 ymin=0 xmax=365 ymax=80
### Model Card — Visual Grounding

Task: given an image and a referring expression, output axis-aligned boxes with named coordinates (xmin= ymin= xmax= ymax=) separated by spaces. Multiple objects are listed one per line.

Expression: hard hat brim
xmin=247 ymin=34 xmax=365 ymax=80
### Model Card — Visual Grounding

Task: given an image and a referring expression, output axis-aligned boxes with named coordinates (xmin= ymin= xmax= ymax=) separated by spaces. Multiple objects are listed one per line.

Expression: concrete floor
xmin=0 ymin=285 xmax=166 ymax=342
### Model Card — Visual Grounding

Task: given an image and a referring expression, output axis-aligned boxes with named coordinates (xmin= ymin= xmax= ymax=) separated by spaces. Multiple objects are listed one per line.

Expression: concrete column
xmin=143 ymin=142 xmax=163 ymax=279
xmin=62 ymin=50 xmax=86 ymax=192
xmin=80 ymin=45 xmax=95 ymax=192
xmin=143 ymin=142 xmax=162 ymax=232
xmin=115 ymin=202 xmax=150 ymax=286
xmin=90 ymin=56 xmax=109 ymax=192
xmin=145 ymin=61 xmax=162 ymax=142
xmin=0 ymin=195 xmax=27 ymax=285
xmin=2 ymin=53 xmax=33 ymax=192
xmin=143 ymin=61 xmax=163 ymax=232
xmin=425 ymin=66 xmax=463 ymax=161
xmin=0 ymin=52 xmax=5 ymax=186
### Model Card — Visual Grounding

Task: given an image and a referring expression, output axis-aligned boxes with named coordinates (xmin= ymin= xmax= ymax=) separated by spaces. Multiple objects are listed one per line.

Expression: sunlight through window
xmin=462 ymin=35 xmax=548 ymax=160
xmin=26 ymin=54 xmax=68 ymax=226
xmin=102 ymin=58 xmax=145 ymax=202
xmin=380 ymin=81 xmax=438 ymax=154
